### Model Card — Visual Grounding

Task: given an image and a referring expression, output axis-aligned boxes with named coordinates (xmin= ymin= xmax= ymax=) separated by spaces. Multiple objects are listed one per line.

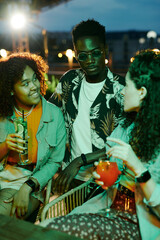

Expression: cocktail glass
xmin=96 ymin=156 xmax=121 ymax=218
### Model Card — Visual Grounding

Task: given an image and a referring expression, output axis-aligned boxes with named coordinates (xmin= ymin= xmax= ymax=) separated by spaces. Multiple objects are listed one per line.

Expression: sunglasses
xmin=77 ymin=49 xmax=103 ymax=62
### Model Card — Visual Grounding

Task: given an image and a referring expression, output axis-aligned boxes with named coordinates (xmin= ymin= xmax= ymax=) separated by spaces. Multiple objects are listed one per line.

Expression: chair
xmin=41 ymin=178 xmax=94 ymax=221
xmin=35 ymin=178 xmax=53 ymax=222
xmin=43 ymin=178 xmax=53 ymax=206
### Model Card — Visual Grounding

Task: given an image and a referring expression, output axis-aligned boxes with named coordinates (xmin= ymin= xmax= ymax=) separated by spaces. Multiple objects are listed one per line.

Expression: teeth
xmin=32 ymin=92 xmax=38 ymax=96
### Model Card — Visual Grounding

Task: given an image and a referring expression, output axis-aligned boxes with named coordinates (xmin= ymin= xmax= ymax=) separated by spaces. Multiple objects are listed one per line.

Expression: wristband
xmin=25 ymin=179 xmax=36 ymax=192
xmin=81 ymin=154 xmax=87 ymax=166
xmin=136 ymin=170 xmax=151 ymax=183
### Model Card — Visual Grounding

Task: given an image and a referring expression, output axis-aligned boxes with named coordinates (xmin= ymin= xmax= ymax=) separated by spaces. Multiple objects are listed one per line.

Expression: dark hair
xmin=125 ymin=49 xmax=160 ymax=161
xmin=72 ymin=19 xmax=106 ymax=46
xmin=0 ymin=52 xmax=48 ymax=117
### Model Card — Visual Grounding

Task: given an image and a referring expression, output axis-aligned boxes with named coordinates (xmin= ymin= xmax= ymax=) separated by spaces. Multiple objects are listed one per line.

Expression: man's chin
xmin=86 ymin=71 xmax=99 ymax=78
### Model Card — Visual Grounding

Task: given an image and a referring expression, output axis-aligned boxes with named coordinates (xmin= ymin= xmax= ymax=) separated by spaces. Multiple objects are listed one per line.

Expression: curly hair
xmin=72 ymin=19 xmax=106 ymax=46
xmin=124 ymin=49 xmax=160 ymax=161
xmin=0 ymin=52 xmax=48 ymax=118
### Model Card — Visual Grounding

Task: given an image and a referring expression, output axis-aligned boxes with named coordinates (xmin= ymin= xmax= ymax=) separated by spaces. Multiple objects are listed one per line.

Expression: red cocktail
xmin=96 ymin=160 xmax=121 ymax=188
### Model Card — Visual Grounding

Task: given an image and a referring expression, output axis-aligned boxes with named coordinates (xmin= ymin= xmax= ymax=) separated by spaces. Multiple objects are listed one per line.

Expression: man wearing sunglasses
xmin=49 ymin=19 xmax=125 ymax=194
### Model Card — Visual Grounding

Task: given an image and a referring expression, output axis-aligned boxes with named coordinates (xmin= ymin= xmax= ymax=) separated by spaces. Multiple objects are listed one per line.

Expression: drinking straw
xmin=22 ymin=110 xmax=25 ymax=151
xmin=106 ymin=142 xmax=111 ymax=148
xmin=22 ymin=110 xmax=24 ymax=121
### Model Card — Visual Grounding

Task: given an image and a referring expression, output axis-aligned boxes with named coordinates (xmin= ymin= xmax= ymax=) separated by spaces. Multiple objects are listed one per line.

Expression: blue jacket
xmin=0 ymin=97 xmax=66 ymax=190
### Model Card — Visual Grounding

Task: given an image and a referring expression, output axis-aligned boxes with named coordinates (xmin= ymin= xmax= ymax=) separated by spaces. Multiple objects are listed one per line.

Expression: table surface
xmin=0 ymin=214 xmax=81 ymax=240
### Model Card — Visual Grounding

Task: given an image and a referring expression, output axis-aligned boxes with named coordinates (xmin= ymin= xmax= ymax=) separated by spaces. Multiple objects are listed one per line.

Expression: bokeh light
xmin=0 ymin=49 xmax=7 ymax=58
xmin=66 ymin=49 xmax=73 ymax=58
xmin=105 ymin=59 xmax=109 ymax=64
xmin=147 ymin=31 xmax=157 ymax=39
xmin=10 ymin=13 xmax=26 ymax=30
xmin=58 ymin=52 xmax=63 ymax=58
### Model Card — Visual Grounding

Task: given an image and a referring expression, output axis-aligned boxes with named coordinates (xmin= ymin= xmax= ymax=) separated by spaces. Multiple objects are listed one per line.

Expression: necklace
xmin=14 ymin=105 xmax=35 ymax=118
xmin=82 ymin=81 xmax=94 ymax=102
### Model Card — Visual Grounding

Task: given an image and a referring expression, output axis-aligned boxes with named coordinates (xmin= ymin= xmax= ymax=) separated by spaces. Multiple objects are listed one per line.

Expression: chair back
xmin=41 ymin=179 xmax=93 ymax=221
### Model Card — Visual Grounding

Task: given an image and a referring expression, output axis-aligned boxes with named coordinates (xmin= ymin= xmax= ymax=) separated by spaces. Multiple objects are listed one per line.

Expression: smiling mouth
xmin=30 ymin=91 xmax=40 ymax=97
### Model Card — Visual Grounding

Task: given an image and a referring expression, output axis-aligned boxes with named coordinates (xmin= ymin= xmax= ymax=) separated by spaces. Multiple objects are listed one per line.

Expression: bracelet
xmin=25 ymin=179 xmax=36 ymax=192
xmin=136 ymin=170 xmax=151 ymax=183
xmin=81 ymin=154 xmax=87 ymax=166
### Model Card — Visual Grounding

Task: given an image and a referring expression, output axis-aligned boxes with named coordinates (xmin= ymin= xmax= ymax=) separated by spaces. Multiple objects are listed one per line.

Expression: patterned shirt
xmin=49 ymin=67 xmax=125 ymax=164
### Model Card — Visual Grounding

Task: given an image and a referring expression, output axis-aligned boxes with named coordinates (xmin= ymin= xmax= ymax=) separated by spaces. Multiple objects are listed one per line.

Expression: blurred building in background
xmin=0 ymin=30 xmax=160 ymax=75
xmin=106 ymin=30 xmax=160 ymax=74
xmin=39 ymin=30 xmax=160 ymax=76
xmin=0 ymin=0 xmax=160 ymax=95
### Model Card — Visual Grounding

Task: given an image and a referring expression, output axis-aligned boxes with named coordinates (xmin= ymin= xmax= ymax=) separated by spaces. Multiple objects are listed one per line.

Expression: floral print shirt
xmin=49 ymin=67 xmax=125 ymax=164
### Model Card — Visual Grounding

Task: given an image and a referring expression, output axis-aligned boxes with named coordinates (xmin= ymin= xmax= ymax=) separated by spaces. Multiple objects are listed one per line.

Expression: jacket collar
xmin=41 ymin=97 xmax=54 ymax=123
xmin=72 ymin=67 xmax=114 ymax=107
xmin=9 ymin=96 xmax=53 ymax=123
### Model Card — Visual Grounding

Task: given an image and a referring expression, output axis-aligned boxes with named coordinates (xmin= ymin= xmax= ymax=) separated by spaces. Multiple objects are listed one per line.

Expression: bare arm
xmin=52 ymin=147 xmax=106 ymax=193
xmin=83 ymin=147 xmax=106 ymax=165
xmin=107 ymin=137 xmax=160 ymax=218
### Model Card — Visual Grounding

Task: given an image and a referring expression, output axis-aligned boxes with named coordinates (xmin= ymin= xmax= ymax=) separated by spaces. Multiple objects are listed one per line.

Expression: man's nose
xmin=86 ymin=53 xmax=95 ymax=63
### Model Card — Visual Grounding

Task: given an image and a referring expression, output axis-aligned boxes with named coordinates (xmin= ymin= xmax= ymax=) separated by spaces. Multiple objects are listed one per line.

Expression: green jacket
xmin=0 ymin=97 xmax=66 ymax=190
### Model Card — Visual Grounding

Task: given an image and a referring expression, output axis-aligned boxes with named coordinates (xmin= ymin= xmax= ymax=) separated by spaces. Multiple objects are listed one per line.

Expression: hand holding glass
xmin=13 ymin=117 xmax=31 ymax=165
xmin=96 ymin=160 xmax=121 ymax=188
xmin=95 ymin=157 xmax=121 ymax=217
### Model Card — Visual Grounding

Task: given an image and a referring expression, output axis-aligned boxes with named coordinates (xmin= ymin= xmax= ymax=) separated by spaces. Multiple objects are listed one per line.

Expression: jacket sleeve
xmin=32 ymin=109 xmax=66 ymax=190
xmin=143 ymin=154 xmax=160 ymax=218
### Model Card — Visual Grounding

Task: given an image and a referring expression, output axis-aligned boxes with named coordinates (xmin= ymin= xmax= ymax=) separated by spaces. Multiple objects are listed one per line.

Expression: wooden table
xmin=0 ymin=214 xmax=81 ymax=240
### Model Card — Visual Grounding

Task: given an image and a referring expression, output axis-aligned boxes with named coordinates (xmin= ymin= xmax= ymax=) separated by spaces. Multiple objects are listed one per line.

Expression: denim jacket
xmin=0 ymin=97 xmax=66 ymax=190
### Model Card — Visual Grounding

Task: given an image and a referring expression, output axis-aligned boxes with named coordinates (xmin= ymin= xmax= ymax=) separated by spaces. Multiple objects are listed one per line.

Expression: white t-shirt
xmin=71 ymin=79 xmax=105 ymax=181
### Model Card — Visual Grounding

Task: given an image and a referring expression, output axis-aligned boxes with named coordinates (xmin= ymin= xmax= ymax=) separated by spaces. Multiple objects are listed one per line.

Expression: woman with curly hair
xmin=0 ymin=52 xmax=66 ymax=221
xmin=40 ymin=50 xmax=160 ymax=240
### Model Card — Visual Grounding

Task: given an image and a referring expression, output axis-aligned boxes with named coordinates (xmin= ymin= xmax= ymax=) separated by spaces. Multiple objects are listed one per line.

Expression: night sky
xmin=0 ymin=0 xmax=159 ymax=34
xmin=37 ymin=0 xmax=160 ymax=33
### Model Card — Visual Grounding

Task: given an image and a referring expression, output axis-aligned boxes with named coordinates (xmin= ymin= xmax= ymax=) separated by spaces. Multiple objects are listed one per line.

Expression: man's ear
xmin=139 ymin=86 xmax=147 ymax=100
xmin=104 ymin=45 xmax=108 ymax=56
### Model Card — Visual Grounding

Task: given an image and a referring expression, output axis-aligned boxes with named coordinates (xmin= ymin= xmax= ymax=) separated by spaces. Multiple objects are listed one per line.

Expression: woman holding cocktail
xmin=0 ymin=53 xmax=66 ymax=221
xmin=93 ymin=49 xmax=160 ymax=239
xmin=40 ymin=50 xmax=160 ymax=240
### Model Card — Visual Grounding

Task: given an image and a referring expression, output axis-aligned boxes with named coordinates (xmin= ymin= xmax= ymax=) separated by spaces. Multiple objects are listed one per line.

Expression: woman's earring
xmin=11 ymin=92 xmax=14 ymax=96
